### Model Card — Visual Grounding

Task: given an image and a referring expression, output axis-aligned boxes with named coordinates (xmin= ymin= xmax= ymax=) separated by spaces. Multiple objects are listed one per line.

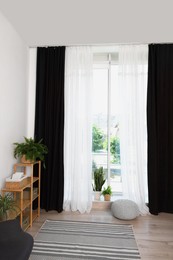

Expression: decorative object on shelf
xmin=93 ymin=166 xmax=106 ymax=201
xmin=111 ymin=199 xmax=139 ymax=220
xmin=102 ymin=185 xmax=112 ymax=201
xmin=13 ymin=137 xmax=48 ymax=167
xmin=5 ymin=175 xmax=28 ymax=189
xmin=0 ymin=193 xmax=18 ymax=221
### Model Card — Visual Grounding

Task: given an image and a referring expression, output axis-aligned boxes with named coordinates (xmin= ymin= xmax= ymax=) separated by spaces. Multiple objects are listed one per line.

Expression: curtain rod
xmin=29 ymin=42 xmax=173 ymax=48
xmin=29 ymin=42 xmax=150 ymax=48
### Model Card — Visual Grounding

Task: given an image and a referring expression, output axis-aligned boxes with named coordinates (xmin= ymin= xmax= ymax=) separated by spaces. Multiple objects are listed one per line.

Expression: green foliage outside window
xmin=110 ymin=136 xmax=120 ymax=164
xmin=92 ymin=125 xmax=105 ymax=152
xmin=92 ymin=124 xmax=120 ymax=164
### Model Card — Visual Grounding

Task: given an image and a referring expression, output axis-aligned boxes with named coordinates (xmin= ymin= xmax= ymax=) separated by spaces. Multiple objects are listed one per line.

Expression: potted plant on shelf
xmin=93 ymin=166 xmax=106 ymax=201
xmin=13 ymin=137 xmax=48 ymax=168
xmin=102 ymin=185 xmax=112 ymax=201
xmin=0 ymin=194 xmax=18 ymax=221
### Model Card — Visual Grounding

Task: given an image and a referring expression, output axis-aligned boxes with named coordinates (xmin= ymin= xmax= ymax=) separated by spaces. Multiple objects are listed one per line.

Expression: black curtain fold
xmin=34 ymin=47 xmax=65 ymax=212
xmin=147 ymin=44 xmax=173 ymax=214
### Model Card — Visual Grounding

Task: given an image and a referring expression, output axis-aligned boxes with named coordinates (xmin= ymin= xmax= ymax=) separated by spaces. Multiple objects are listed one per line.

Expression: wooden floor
xmin=28 ymin=206 xmax=173 ymax=260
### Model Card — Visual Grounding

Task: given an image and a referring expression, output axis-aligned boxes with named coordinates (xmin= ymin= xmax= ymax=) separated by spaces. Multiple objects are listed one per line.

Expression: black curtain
xmin=34 ymin=47 xmax=65 ymax=212
xmin=147 ymin=44 xmax=173 ymax=214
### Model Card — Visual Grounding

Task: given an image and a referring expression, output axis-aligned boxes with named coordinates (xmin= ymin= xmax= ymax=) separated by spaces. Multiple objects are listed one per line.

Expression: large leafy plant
xmin=14 ymin=137 xmax=48 ymax=167
xmin=93 ymin=167 xmax=106 ymax=191
xmin=0 ymin=194 xmax=18 ymax=221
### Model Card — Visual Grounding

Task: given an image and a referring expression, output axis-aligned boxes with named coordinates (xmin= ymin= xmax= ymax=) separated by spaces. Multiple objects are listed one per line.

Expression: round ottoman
xmin=111 ymin=199 xmax=139 ymax=220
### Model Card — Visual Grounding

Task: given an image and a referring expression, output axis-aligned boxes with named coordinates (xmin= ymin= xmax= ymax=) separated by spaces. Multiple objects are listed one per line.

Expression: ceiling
xmin=0 ymin=0 xmax=173 ymax=47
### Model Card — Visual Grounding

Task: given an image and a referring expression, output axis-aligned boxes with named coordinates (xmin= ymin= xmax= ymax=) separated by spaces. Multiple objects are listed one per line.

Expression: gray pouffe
xmin=111 ymin=199 xmax=139 ymax=220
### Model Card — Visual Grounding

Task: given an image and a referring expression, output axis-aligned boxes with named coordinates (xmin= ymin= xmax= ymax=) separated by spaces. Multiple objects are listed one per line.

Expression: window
xmin=92 ymin=53 xmax=122 ymax=195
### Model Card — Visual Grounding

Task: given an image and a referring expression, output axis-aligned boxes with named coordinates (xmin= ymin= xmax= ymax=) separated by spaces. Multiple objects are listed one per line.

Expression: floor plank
xmin=27 ymin=209 xmax=173 ymax=260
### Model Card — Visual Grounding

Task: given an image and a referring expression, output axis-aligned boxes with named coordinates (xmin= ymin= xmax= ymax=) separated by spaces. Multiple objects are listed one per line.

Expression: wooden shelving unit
xmin=1 ymin=161 xmax=41 ymax=230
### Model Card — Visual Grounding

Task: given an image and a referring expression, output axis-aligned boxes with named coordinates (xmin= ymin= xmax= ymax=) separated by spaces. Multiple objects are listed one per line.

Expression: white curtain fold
xmin=63 ymin=46 xmax=93 ymax=213
xmin=118 ymin=45 xmax=149 ymax=214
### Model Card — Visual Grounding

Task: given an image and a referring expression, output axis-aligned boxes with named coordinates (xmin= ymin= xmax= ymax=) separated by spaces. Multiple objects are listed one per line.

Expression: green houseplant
xmin=102 ymin=185 xmax=112 ymax=201
xmin=93 ymin=167 xmax=106 ymax=200
xmin=13 ymin=137 xmax=48 ymax=167
xmin=0 ymin=194 xmax=18 ymax=221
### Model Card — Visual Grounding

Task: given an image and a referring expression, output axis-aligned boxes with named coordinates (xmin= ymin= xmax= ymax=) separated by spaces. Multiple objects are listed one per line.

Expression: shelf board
xmin=23 ymin=223 xmax=30 ymax=231
xmin=16 ymin=199 xmax=31 ymax=211
xmin=33 ymin=193 xmax=38 ymax=201
xmin=22 ymin=214 xmax=30 ymax=231
xmin=14 ymin=161 xmax=41 ymax=167
xmin=33 ymin=177 xmax=39 ymax=183
xmin=32 ymin=210 xmax=38 ymax=222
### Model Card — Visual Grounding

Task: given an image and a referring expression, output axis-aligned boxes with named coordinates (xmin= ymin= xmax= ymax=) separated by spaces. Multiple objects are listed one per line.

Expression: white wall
xmin=27 ymin=48 xmax=37 ymax=138
xmin=0 ymin=11 xmax=29 ymax=189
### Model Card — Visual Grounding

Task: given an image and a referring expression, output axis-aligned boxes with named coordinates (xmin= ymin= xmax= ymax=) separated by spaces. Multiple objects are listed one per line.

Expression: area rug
xmin=30 ymin=220 xmax=141 ymax=260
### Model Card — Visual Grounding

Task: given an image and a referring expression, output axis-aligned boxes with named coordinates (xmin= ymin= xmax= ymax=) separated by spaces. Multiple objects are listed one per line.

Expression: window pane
xmin=92 ymin=68 xmax=108 ymax=184
xmin=110 ymin=65 xmax=122 ymax=193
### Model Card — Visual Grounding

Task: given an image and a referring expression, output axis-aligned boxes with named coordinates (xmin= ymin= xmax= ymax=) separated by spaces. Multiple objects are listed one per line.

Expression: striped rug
xmin=30 ymin=220 xmax=140 ymax=260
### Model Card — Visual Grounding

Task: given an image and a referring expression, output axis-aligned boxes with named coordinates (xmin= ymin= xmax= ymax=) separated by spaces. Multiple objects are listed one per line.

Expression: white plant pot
xmin=94 ymin=191 xmax=101 ymax=201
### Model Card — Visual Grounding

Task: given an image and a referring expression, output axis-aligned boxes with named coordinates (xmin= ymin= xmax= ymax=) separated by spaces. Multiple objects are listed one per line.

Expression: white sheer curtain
xmin=118 ymin=45 xmax=149 ymax=214
xmin=63 ymin=46 xmax=93 ymax=213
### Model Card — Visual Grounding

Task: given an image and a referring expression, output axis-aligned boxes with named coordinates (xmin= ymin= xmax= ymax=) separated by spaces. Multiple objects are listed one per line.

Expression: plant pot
xmin=20 ymin=155 xmax=35 ymax=164
xmin=94 ymin=191 xmax=101 ymax=201
xmin=104 ymin=194 xmax=111 ymax=201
